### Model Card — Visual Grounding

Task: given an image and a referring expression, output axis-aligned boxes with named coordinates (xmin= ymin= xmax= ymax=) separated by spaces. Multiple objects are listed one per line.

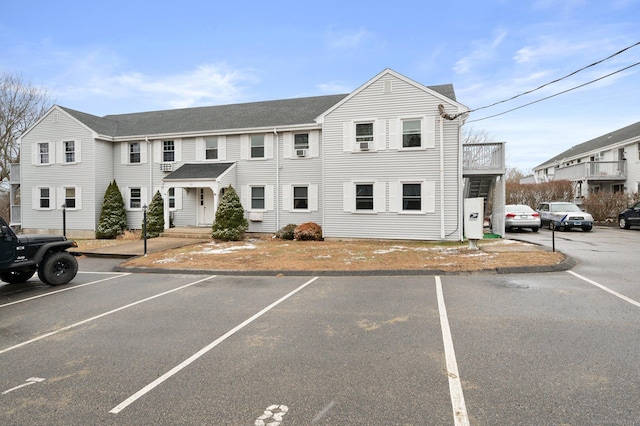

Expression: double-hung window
xmin=129 ymin=188 xmax=141 ymax=209
xmin=205 ymin=137 xmax=218 ymax=160
xmin=38 ymin=142 xmax=50 ymax=164
xmin=402 ymin=183 xmax=422 ymax=211
xmin=355 ymin=184 xmax=374 ymax=211
xmin=293 ymin=186 xmax=308 ymax=210
xmin=64 ymin=187 xmax=76 ymax=209
xmin=294 ymin=133 xmax=309 ymax=157
xmin=39 ymin=187 xmax=51 ymax=209
xmin=168 ymin=188 xmax=176 ymax=209
xmin=402 ymin=120 xmax=421 ymax=148
xmin=163 ymin=140 xmax=175 ymax=162
xmin=356 ymin=123 xmax=374 ymax=150
xmin=63 ymin=141 xmax=75 ymax=163
xmin=251 ymin=186 xmax=265 ymax=210
xmin=129 ymin=142 xmax=141 ymax=164
xmin=251 ymin=135 xmax=265 ymax=158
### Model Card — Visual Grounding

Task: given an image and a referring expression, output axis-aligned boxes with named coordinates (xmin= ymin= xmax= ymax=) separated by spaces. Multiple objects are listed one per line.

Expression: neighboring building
xmin=531 ymin=120 xmax=640 ymax=202
xmin=11 ymin=69 xmax=504 ymax=240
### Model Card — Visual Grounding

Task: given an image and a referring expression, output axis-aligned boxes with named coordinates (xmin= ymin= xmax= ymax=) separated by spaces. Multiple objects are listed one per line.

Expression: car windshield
xmin=550 ymin=203 xmax=582 ymax=212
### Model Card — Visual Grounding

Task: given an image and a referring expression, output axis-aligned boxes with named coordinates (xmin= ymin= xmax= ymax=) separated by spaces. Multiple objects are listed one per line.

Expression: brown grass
xmin=119 ymin=237 xmax=565 ymax=272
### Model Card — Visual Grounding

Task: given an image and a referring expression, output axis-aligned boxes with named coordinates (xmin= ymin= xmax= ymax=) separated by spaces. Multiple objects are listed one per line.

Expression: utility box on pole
xmin=464 ymin=198 xmax=484 ymax=249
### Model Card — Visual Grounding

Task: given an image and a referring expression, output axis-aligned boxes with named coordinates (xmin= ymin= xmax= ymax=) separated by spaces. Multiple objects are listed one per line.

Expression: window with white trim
xmin=129 ymin=188 xmax=141 ymax=209
xmin=206 ymin=137 xmax=218 ymax=160
xmin=251 ymin=135 xmax=265 ymax=158
xmin=293 ymin=186 xmax=308 ymax=210
xmin=356 ymin=122 xmax=374 ymax=150
xmin=294 ymin=134 xmax=309 ymax=150
xmin=63 ymin=141 xmax=76 ymax=163
xmin=168 ymin=188 xmax=176 ymax=209
xmin=130 ymin=142 xmax=141 ymax=164
xmin=63 ymin=187 xmax=76 ymax=209
xmin=163 ymin=140 xmax=175 ymax=162
xmin=251 ymin=186 xmax=265 ymax=210
xmin=402 ymin=183 xmax=422 ymax=211
xmin=402 ymin=120 xmax=421 ymax=148
xmin=355 ymin=184 xmax=374 ymax=211
xmin=39 ymin=187 xmax=51 ymax=209
xmin=38 ymin=142 xmax=50 ymax=164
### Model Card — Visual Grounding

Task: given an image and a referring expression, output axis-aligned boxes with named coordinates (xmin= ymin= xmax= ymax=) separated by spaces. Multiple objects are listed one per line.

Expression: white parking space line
xmin=0 ymin=275 xmax=217 ymax=356
xmin=110 ymin=276 xmax=319 ymax=415
xmin=568 ymin=270 xmax=640 ymax=308
xmin=0 ymin=273 xmax=130 ymax=308
xmin=435 ymin=276 xmax=470 ymax=426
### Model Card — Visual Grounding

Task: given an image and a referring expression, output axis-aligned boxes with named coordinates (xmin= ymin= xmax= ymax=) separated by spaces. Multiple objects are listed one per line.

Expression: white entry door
xmin=198 ymin=188 xmax=215 ymax=226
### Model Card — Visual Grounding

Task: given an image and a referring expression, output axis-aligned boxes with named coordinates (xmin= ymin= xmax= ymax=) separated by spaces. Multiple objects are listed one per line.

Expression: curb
xmin=112 ymin=252 xmax=575 ymax=276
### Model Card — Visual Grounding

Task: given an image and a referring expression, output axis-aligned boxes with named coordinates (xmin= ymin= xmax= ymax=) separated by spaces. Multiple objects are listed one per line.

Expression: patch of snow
xmin=373 ymin=246 xmax=408 ymax=254
xmin=194 ymin=243 xmax=257 ymax=255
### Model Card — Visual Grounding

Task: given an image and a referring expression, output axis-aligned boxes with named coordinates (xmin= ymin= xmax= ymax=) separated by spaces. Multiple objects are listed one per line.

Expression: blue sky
xmin=2 ymin=0 xmax=640 ymax=173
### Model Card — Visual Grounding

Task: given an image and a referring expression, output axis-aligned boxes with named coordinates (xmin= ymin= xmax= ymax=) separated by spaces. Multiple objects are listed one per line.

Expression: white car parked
xmin=536 ymin=202 xmax=594 ymax=232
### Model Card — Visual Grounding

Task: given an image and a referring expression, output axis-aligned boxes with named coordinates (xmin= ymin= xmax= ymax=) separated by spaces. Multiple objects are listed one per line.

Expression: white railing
xmin=552 ymin=161 xmax=626 ymax=181
xmin=463 ymin=142 xmax=505 ymax=173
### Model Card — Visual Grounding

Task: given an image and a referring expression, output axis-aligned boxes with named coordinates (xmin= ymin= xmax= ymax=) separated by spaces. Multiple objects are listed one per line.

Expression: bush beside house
xmin=96 ymin=180 xmax=127 ymax=239
xmin=211 ymin=185 xmax=248 ymax=241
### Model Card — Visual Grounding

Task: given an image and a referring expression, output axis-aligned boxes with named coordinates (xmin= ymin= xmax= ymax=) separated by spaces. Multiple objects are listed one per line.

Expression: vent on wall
xmin=383 ymin=80 xmax=392 ymax=93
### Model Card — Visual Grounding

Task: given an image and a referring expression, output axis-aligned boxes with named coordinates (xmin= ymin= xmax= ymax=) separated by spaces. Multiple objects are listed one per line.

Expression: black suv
xmin=619 ymin=201 xmax=640 ymax=230
xmin=0 ymin=218 xmax=79 ymax=285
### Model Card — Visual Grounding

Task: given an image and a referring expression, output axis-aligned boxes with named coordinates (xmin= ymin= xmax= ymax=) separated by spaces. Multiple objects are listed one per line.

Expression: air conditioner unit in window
xmin=296 ymin=149 xmax=308 ymax=157
xmin=249 ymin=212 xmax=263 ymax=222
xmin=359 ymin=142 xmax=370 ymax=151
xmin=160 ymin=162 xmax=173 ymax=172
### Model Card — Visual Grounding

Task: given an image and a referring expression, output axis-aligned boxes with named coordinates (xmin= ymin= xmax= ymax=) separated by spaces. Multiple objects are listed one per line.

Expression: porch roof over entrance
xmin=163 ymin=162 xmax=235 ymax=181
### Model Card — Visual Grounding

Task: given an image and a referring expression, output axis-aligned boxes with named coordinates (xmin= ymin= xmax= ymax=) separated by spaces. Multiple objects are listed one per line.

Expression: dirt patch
xmin=117 ymin=237 xmax=564 ymax=272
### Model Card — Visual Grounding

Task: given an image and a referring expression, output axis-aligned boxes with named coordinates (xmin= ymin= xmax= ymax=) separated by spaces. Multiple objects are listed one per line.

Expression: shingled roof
xmin=58 ymin=83 xmax=457 ymax=139
xmin=535 ymin=120 xmax=640 ymax=169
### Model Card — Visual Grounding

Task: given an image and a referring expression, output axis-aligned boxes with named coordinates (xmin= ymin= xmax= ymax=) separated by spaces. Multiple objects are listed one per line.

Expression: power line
xmin=467 ymin=60 xmax=640 ymax=123
xmin=468 ymin=40 xmax=640 ymax=114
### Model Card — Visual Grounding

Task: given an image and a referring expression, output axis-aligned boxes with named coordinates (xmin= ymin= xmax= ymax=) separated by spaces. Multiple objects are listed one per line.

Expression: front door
xmin=197 ymin=188 xmax=215 ymax=226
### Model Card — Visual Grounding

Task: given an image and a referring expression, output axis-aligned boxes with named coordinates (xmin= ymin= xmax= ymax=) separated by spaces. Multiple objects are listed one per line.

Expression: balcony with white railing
xmin=462 ymin=142 xmax=506 ymax=176
xmin=551 ymin=161 xmax=626 ymax=182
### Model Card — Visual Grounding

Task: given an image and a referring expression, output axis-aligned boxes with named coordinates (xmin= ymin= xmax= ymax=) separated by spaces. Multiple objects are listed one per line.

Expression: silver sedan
xmin=505 ymin=204 xmax=541 ymax=232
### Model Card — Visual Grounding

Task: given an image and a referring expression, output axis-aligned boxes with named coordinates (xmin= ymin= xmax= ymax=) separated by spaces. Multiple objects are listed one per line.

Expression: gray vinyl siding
xmin=237 ymin=152 xmax=278 ymax=233
xmin=20 ymin=109 xmax=99 ymax=236
xmin=322 ymin=73 xmax=462 ymax=240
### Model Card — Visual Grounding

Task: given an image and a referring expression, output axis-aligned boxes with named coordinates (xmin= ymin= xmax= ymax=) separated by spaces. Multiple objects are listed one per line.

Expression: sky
xmin=2 ymin=0 xmax=640 ymax=173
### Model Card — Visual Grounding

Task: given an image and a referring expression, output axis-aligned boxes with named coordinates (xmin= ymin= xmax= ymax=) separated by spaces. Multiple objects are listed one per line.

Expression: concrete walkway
xmin=74 ymin=237 xmax=210 ymax=258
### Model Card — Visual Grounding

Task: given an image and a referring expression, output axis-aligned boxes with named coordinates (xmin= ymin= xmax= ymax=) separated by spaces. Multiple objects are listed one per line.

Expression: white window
xmin=356 ymin=122 xmax=374 ymax=151
xmin=251 ymin=186 xmax=265 ymax=210
xmin=63 ymin=187 xmax=77 ymax=209
xmin=163 ymin=140 xmax=175 ymax=162
xmin=343 ymin=182 xmax=386 ymax=213
xmin=251 ymin=135 xmax=265 ymax=158
xmin=355 ymin=184 xmax=374 ymax=211
xmin=402 ymin=183 xmax=422 ymax=211
xmin=130 ymin=142 xmax=141 ymax=164
xmin=38 ymin=187 xmax=51 ymax=209
xmin=129 ymin=188 xmax=141 ymax=209
xmin=168 ymin=188 xmax=176 ymax=209
xmin=206 ymin=137 xmax=218 ymax=160
xmin=293 ymin=186 xmax=308 ymax=210
xmin=282 ymin=184 xmax=318 ymax=212
xmin=63 ymin=141 xmax=76 ymax=163
xmin=402 ymin=120 xmax=421 ymax=148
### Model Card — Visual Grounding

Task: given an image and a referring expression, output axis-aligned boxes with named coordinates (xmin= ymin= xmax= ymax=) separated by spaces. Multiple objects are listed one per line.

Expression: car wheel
xmin=531 ymin=227 xmax=539 ymax=233
xmin=619 ymin=216 xmax=630 ymax=230
xmin=548 ymin=221 xmax=554 ymax=230
xmin=37 ymin=252 xmax=78 ymax=286
xmin=0 ymin=266 xmax=37 ymax=284
xmin=581 ymin=225 xmax=592 ymax=232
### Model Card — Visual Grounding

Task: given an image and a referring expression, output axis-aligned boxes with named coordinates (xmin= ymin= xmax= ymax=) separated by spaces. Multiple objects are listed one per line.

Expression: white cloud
xmin=454 ymin=29 xmax=508 ymax=74
xmin=326 ymin=27 xmax=371 ymax=49
xmin=317 ymin=80 xmax=352 ymax=94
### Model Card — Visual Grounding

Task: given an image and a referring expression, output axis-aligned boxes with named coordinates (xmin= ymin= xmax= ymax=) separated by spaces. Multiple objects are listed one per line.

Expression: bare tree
xmin=462 ymin=125 xmax=494 ymax=144
xmin=0 ymin=72 xmax=53 ymax=182
xmin=505 ymin=167 xmax=526 ymax=183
